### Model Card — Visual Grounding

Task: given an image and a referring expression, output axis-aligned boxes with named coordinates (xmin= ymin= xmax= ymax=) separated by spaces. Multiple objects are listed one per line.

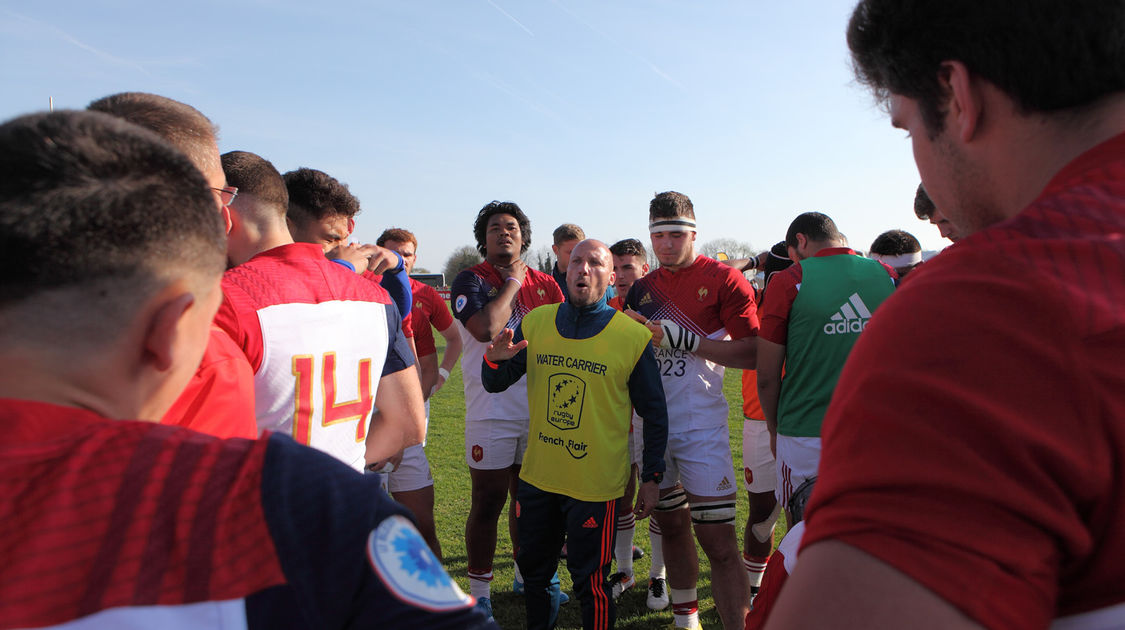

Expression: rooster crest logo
xmin=698 ymin=287 xmax=709 ymax=301
xmin=537 ymin=288 xmax=546 ymax=299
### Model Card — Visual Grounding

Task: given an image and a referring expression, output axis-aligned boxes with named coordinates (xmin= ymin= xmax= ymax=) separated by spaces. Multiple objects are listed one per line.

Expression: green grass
xmin=425 ymin=338 xmax=786 ymax=629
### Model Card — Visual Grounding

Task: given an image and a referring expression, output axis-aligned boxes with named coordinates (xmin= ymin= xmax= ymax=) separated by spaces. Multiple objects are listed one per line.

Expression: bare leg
xmin=691 ymin=491 xmax=750 ymax=630
xmin=393 ymin=485 xmax=442 ymax=560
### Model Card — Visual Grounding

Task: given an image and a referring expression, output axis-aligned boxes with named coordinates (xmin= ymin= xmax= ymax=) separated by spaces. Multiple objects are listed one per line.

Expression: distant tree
xmin=528 ymin=245 xmax=554 ymax=274
xmin=698 ymin=238 xmax=756 ymax=261
xmin=442 ymin=245 xmax=483 ymax=280
xmin=413 ymin=267 xmax=430 ymax=274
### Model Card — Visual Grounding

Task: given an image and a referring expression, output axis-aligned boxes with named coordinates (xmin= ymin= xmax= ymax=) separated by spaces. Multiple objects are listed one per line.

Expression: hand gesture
xmin=365 ymin=245 xmax=401 ymax=275
xmin=325 ymin=242 xmax=377 ymax=274
xmin=485 ymin=328 xmax=528 ymax=363
xmin=497 ymin=259 xmax=528 ymax=285
xmin=625 ymin=309 xmax=663 ymax=346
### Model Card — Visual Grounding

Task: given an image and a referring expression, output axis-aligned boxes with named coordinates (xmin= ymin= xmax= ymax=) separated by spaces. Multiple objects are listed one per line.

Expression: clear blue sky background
xmin=1 ymin=0 xmax=938 ymax=272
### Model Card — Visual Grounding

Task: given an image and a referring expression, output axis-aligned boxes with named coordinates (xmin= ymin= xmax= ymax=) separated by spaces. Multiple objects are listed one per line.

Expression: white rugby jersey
xmin=216 ymin=243 xmax=413 ymax=471
xmin=625 ymin=255 xmax=759 ymax=432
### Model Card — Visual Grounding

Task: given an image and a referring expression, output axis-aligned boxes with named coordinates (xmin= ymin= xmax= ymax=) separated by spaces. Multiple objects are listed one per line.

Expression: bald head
xmin=567 ymin=239 xmax=614 ymax=307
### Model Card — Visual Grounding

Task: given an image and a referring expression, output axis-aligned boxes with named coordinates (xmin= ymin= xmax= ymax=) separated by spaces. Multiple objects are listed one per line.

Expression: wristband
xmin=505 ymin=276 xmax=522 ymax=288
xmin=438 ymin=367 xmax=450 ymax=381
xmin=483 ymin=356 xmax=500 ymax=370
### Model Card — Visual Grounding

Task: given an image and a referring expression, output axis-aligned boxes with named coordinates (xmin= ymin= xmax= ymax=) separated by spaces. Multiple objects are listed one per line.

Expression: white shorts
xmin=465 ymin=417 xmax=529 ymax=470
xmin=742 ymin=419 xmax=776 ymax=494
xmin=776 ymin=435 xmax=821 ymax=508
xmin=630 ymin=413 xmax=643 ymax=467
xmin=384 ymin=443 xmax=433 ymax=493
xmin=660 ymin=424 xmax=737 ymax=498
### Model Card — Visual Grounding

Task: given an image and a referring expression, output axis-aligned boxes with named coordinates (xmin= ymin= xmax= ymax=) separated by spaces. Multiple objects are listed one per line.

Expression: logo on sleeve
xmin=368 ymin=515 xmax=473 ymax=611
xmin=455 ymin=295 xmax=467 ymax=313
xmin=698 ymin=286 xmax=708 ymax=301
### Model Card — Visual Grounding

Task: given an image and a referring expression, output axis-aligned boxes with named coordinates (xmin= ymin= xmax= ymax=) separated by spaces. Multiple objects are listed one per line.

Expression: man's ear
xmin=221 ymin=204 xmax=233 ymax=235
xmin=346 ymin=217 xmax=356 ymax=238
xmin=552 ymin=243 xmax=560 ymax=256
xmin=608 ymin=270 xmax=617 ymax=286
xmin=942 ymin=60 xmax=982 ymax=143
xmin=142 ymin=292 xmax=196 ymax=372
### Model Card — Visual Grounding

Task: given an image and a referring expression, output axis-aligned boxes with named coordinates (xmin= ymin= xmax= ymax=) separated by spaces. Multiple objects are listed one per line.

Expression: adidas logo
xmin=582 ymin=517 xmax=599 ymax=529
xmin=823 ymin=293 xmax=873 ymax=335
xmin=639 ymin=293 xmax=652 ymax=306
xmin=716 ymin=476 xmax=732 ymax=491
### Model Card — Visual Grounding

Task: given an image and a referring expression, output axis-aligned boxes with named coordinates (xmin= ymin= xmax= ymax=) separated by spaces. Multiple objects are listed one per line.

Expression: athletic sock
xmin=615 ymin=513 xmax=636 ymax=576
xmin=468 ymin=567 xmax=493 ymax=600
xmin=512 ymin=556 xmax=524 ymax=584
xmin=670 ymin=587 xmax=700 ymax=628
xmin=744 ymin=553 xmax=769 ymax=593
xmin=648 ymin=520 xmax=666 ymax=579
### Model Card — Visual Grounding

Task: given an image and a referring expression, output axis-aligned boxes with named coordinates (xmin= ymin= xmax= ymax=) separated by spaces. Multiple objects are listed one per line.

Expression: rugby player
xmin=550 ymin=223 xmax=585 ymax=302
xmin=88 ymin=92 xmax=257 ymax=439
xmin=868 ymin=229 xmax=923 ymax=280
xmin=913 ymin=183 xmax=961 ymax=242
xmin=625 ymin=191 xmax=759 ymax=630
xmin=482 ymin=239 xmax=669 ymax=630
xmin=377 ymin=227 xmax=465 ymax=559
xmin=450 ymin=201 xmax=565 ymax=619
xmin=0 ymin=109 xmax=494 ymax=629
xmin=757 ymin=212 xmax=895 ymax=510
xmin=216 ymin=152 xmax=425 ymax=471
xmin=608 ymin=237 xmax=668 ymax=609
xmin=766 ymin=1 xmax=1125 ymax=628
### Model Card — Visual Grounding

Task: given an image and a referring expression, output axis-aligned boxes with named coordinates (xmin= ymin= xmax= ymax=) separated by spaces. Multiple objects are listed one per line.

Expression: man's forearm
xmin=696 ymin=335 xmax=757 ymax=369
xmin=465 ymin=281 xmax=521 ymax=341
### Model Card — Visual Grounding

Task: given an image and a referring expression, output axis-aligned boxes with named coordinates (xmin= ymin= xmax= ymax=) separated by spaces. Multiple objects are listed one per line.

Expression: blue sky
xmin=1 ymin=1 xmax=935 ymax=271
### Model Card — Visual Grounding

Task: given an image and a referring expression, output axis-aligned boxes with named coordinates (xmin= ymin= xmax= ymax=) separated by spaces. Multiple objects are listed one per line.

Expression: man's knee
xmin=749 ymin=501 xmax=781 ymax=544
xmin=690 ymin=499 xmax=737 ymax=527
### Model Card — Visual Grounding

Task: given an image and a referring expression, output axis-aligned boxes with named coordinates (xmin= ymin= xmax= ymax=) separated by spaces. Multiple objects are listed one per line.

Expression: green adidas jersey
xmin=778 ymin=254 xmax=895 ymax=437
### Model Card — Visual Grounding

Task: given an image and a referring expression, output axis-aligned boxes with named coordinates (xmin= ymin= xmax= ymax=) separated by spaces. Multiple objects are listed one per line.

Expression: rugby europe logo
xmin=823 ymin=293 xmax=873 ymax=335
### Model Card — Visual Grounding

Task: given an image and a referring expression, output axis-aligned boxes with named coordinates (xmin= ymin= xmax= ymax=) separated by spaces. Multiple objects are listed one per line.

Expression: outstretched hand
xmin=485 ymin=328 xmax=528 ymax=363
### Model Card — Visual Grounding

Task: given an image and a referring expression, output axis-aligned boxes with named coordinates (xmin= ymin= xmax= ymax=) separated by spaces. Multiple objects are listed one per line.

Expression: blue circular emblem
xmin=367 ymin=515 xmax=473 ymax=611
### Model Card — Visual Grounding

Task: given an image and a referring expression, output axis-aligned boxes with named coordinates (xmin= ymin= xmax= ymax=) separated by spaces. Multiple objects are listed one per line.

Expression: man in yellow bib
xmin=483 ymin=239 xmax=669 ymax=630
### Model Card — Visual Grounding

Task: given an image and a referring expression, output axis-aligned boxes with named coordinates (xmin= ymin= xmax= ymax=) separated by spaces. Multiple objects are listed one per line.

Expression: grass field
xmin=424 ymin=338 xmax=786 ymax=629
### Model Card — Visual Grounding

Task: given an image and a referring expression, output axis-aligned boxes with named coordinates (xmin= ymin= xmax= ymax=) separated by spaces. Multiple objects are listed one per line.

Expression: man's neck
xmin=487 ymin=254 xmax=519 ymax=268
xmin=662 ymin=252 xmax=696 ymax=273
xmin=975 ymin=91 xmax=1125 ymax=230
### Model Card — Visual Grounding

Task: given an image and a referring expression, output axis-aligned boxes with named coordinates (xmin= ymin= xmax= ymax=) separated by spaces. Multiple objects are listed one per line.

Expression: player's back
xmin=217 ymin=243 xmax=406 ymax=471
xmin=0 ymin=399 xmax=493 ymax=629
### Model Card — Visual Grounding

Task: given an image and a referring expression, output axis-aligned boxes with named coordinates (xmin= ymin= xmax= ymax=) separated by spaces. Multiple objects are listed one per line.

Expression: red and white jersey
xmin=410 ymin=278 xmax=454 ymax=358
xmin=216 ymin=243 xmax=413 ymax=471
xmin=626 ymin=255 xmax=759 ymax=432
xmin=160 ymin=326 xmax=258 ymax=439
xmin=450 ymin=262 xmax=564 ymax=422
xmin=802 ymin=132 xmax=1125 ymax=629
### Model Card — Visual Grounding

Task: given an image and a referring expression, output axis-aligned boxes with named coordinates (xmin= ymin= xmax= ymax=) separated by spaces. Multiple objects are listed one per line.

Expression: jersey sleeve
xmin=800 ymin=253 xmax=1096 ymax=630
xmin=628 ymin=343 xmax=668 ymax=482
xmin=248 ymin=434 xmax=496 ymax=629
xmin=450 ymin=270 xmax=490 ymax=325
xmin=717 ymin=267 xmax=760 ymax=339
xmin=757 ymin=266 xmax=801 ymax=345
xmin=381 ymin=300 xmax=416 ymax=377
xmin=427 ymin=285 xmax=455 ymax=332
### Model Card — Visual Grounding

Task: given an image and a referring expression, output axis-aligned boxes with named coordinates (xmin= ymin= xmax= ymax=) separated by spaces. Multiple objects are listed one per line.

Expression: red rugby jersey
xmin=410 ymin=278 xmax=454 ymax=357
xmin=161 ymin=326 xmax=257 ymax=439
xmin=802 ymin=132 xmax=1125 ymax=629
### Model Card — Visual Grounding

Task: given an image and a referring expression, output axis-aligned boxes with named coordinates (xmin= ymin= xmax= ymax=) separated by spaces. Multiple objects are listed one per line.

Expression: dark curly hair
xmin=870 ymin=229 xmax=921 ymax=257
xmin=847 ymin=0 xmax=1125 ymax=137
xmin=283 ymin=167 xmax=361 ymax=225
xmin=473 ymin=201 xmax=531 ymax=256
xmin=609 ymin=238 xmax=647 ymax=259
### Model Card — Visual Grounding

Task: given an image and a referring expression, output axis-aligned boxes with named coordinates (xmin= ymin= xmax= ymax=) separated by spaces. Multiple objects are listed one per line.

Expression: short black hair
xmin=870 ymin=230 xmax=922 ymax=257
xmin=609 ymin=238 xmax=647 ymax=259
xmin=222 ymin=151 xmax=288 ymax=216
xmin=87 ymin=92 xmax=219 ymax=176
xmin=473 ymin=201 xmax=532 ymax=256
xmin=0 ymin=110 xmax=225 ymax=309
xmin=649 ymin=191 xmax=695 ymax=222
xmin=785 ymin=212 xmax=842 ymax=249
xmin=847 ymin=0 xmax=1125 ymax=136
xmin=283 ymin=168 xmax=361 ymax=226
xmin=914 ymin=183 xmax=936 ymax=221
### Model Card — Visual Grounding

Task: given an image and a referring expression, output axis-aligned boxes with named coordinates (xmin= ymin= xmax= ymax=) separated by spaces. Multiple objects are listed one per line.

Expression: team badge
xmin=487 ymin=287 xmax=498 ymax=297
xmin=743 ymin=467 xmax=753 ymax=485
xmin=537 ymin=287 xmax=546 ymax=299
xmin=454 ymin=295 xmax=468 ymax=313
xmin=547 ymin=373 xmax=585 ymax=432
xmin=471 ymin=444 xmax=484 ymax=462
xmin=368 ymin=515 xmax=473 ymax=611
xmin=698 ymin=287 xmax=708 ymax=301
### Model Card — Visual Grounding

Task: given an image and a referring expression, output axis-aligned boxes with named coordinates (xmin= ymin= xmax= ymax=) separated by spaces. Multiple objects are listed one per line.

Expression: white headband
xmin=649 ymin=217 xmax=697 ymax=234
xmin=870 ymin=251 xmax=922 ymax=267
